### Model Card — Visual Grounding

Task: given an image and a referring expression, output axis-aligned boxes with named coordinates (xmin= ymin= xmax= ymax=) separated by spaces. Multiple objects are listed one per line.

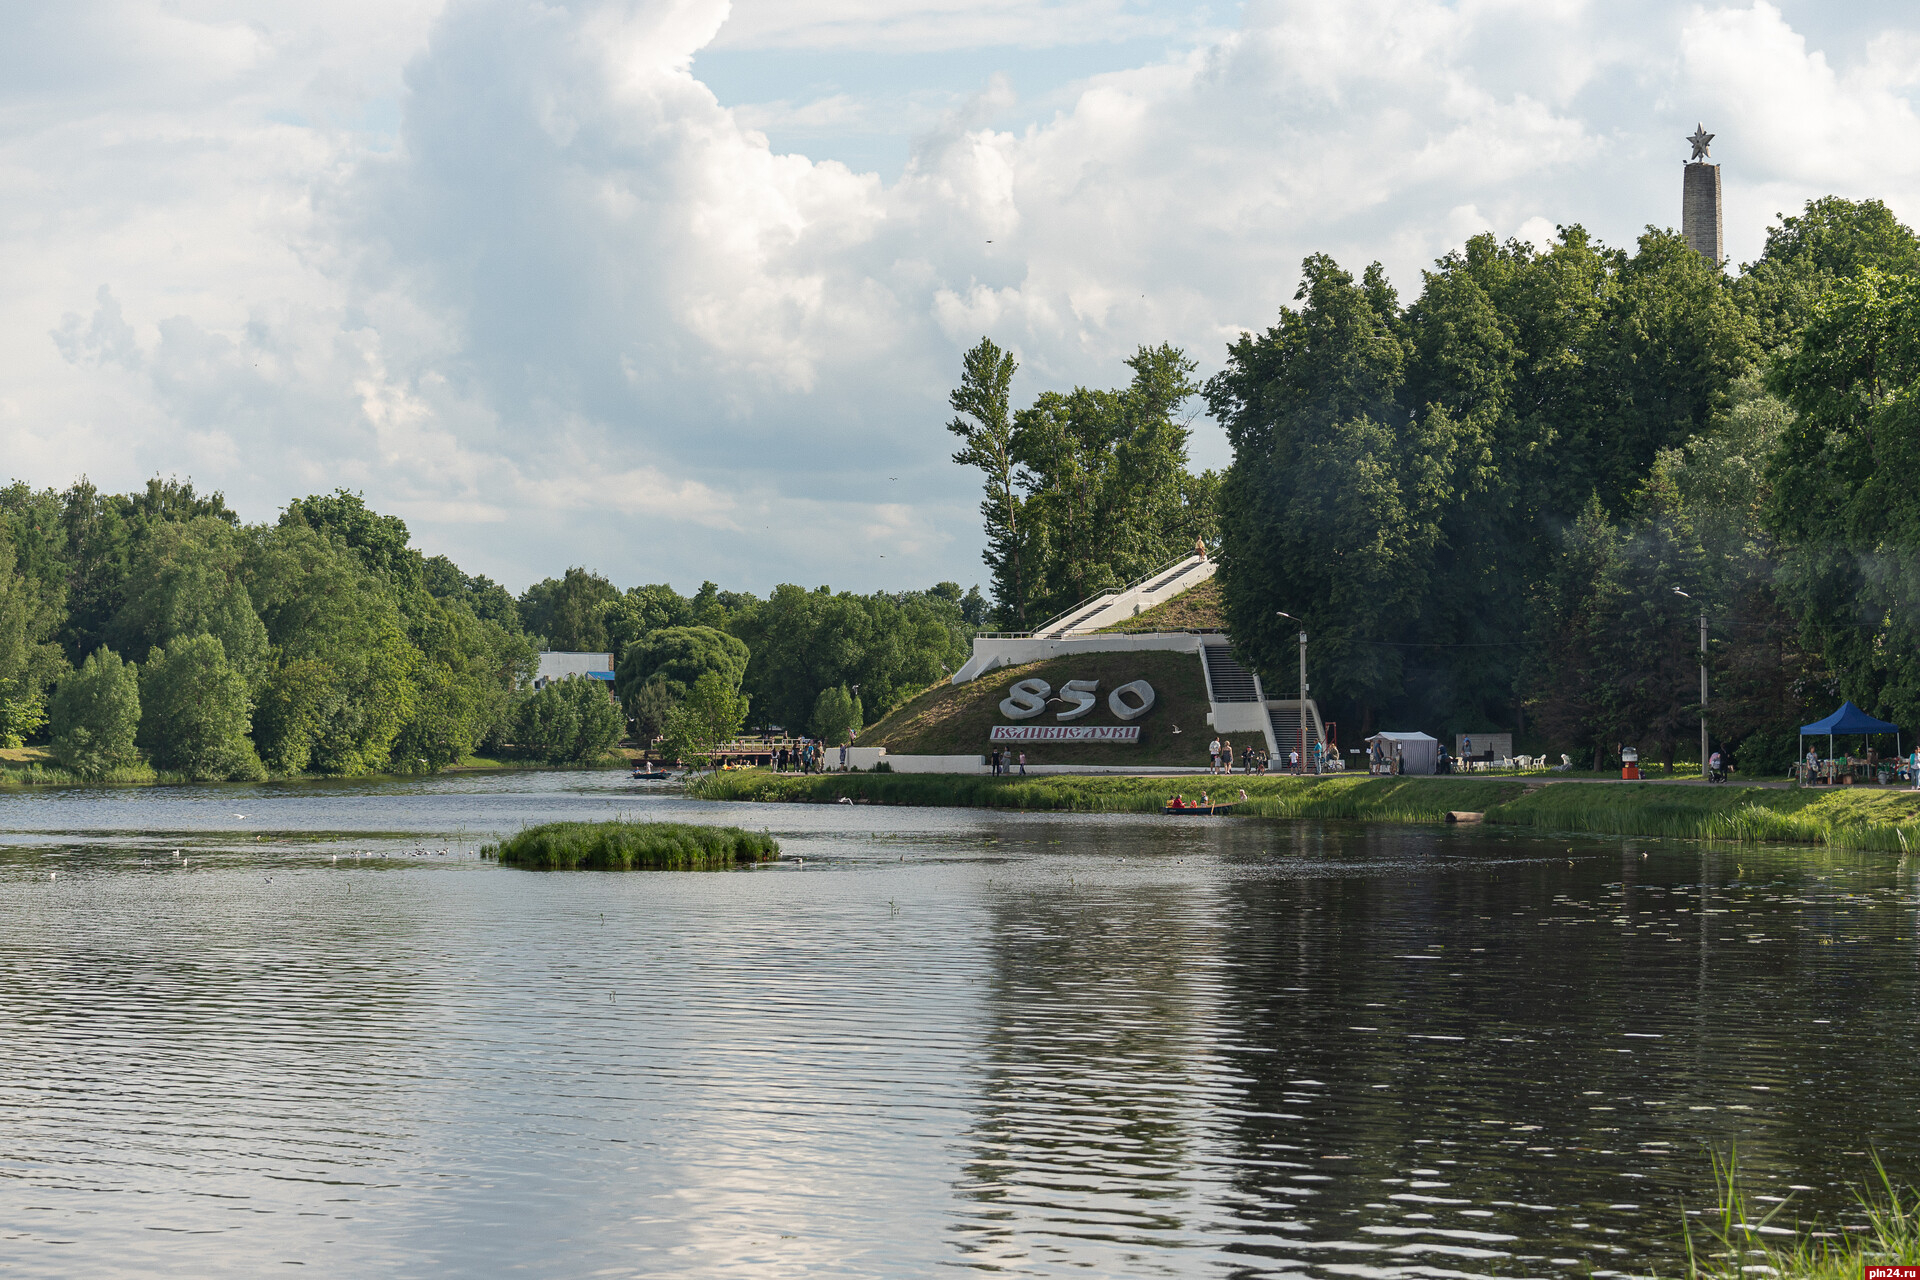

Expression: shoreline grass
xmin=688 ymin=769 xmax=1920 ymax=849
xmin=1686 ymin=1150 xmax=1920 ymax=1279
xmin=484 ymin=819 xmax=779 ymax=871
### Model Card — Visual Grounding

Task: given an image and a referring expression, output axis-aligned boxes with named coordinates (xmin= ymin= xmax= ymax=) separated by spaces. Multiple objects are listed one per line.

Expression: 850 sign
xmin=998 ymin=678 xmax=1155 ymax=723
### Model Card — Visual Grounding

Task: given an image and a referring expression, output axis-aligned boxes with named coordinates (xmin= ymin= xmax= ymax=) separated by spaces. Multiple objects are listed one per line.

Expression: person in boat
xmin=1200 ymin=791 xmax=1210 ymax=808
xmin=1169 ymin=794 xmax=1186 ymax=809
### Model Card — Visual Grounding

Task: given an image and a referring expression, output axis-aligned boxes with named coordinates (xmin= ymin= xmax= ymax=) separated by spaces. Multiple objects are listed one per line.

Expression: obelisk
xmin=1682 ymin=124 xmax=1722 ymax=266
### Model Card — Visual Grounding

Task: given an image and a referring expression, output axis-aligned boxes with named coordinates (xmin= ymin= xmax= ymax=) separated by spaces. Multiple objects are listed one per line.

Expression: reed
xmin=0 ymin=760 xmax=160 ymax=787
xmin=486 ymin=819 xmax=779 ymax=870
xmin=1684 ymin=1149 xmax=1920 ymax=1279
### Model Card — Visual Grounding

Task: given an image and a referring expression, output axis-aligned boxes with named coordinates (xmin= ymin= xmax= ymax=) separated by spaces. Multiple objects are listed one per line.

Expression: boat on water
xmin=1164 ymin=803 xmax=1234 ymax=816
xmin=630 ymin=769 xmax=672 ymax=781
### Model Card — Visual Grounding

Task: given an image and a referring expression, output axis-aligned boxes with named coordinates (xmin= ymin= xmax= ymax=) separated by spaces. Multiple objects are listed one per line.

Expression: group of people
xmin=1168 ymin=788 xmax=1251 ymax=810
xmin=1207 ymin=737 xmax=1274 ymax=775
xmin=990 ymin=748 xmax=1027 ymax=776
xmin=1797 ymin=745 xmax=1919 ymax=787
xmin=771 ymin=741 xmax=827 ymax=773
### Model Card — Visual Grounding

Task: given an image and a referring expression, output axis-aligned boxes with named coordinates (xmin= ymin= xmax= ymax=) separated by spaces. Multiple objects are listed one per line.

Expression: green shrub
xmin=487 ymin=819 xmax=778 ymax=870
xmin=49 ymin=648 xmax=142 ymax=779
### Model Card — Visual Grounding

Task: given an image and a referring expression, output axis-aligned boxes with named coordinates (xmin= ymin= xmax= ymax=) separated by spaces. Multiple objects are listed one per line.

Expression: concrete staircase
xmin=1040 ymin=554 xmax=1217 ymax=638
xmin=1201 ymin=643 xmax=1262 ymax=701
xmin=1265 ymin=701 xmax=1326 ymax=764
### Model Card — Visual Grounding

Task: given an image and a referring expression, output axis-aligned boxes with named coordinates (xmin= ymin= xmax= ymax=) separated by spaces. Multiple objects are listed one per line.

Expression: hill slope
xmin=861 ymin=650 xmax=1216 ymax=767
xmin=1095 ymin=576 xmax=1224 ymax=633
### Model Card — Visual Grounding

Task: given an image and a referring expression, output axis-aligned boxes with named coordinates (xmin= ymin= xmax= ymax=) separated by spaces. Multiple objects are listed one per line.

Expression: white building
xmin=534 ymin=651 xmax=615 ymax=690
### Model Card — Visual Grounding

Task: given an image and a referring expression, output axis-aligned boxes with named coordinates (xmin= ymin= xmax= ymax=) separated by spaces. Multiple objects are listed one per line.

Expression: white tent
xmin=1366 ymin=731 xmax=1440 ymax=776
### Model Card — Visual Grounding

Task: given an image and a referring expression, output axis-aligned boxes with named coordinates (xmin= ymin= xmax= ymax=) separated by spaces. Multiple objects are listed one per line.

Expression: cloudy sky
xmin=5 ymin=1 xmax=1919 ymax=596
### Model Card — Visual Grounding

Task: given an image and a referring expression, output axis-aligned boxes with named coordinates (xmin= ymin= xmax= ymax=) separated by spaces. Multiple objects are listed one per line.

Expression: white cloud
xmin=3 ymin=0 xmax=1920 ymax=596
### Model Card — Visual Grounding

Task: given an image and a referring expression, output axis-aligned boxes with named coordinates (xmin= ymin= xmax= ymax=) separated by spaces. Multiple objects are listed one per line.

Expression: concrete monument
xmin=1682 ymin=124 xmax=1722 ymax=266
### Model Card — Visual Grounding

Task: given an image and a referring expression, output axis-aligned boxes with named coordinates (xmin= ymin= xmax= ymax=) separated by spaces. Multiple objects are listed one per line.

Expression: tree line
xmin=0 ymin=483 xmax=980 ymax=778
xmin=950 ymin=197 xmax=1920 ymax=773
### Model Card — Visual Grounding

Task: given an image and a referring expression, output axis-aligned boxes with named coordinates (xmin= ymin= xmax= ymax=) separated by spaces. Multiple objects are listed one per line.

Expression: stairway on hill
xmin=1202 ymin=644 xmax=1261 ymax=702
xmin=1268 ymin=704 xmax=1307 ymax=756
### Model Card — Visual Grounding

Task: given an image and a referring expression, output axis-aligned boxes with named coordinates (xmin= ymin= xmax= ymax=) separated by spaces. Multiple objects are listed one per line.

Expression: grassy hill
xmin=861 ymin=649 xmax=1216 ymax=767
xmin=1096 ymin=576 xmax=1224 ymax=633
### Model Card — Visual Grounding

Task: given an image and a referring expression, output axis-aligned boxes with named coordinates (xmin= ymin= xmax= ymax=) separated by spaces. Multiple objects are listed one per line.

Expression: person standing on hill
xmin=1209 ymin=737 xmax=1221 ymax=774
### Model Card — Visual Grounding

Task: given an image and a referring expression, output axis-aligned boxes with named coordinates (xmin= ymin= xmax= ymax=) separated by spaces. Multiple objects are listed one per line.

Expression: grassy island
xmin=487 ymin=820 xmax=779 ymax=870
xmin=687 ymin=770 xmax=1920 ymax=851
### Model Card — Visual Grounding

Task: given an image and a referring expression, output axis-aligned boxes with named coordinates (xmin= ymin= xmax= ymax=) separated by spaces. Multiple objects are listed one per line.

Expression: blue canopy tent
xmin=1799 ymin=701 xmax=1901 ymax=782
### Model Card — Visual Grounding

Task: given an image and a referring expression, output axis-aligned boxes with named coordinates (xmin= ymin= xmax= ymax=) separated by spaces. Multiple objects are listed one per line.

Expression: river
xmin=1 ymin=769 xmax=1915 ymax=1277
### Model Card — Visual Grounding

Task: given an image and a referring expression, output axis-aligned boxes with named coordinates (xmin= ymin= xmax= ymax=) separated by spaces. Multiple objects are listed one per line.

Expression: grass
xmin=484 ymin=819 xmax=780 ymax=870
xmin=1095 ymin=576 xmax=1225 ymax=633
xmin=1685 ymin=1150 xmax=1920 ymax=1279
xmin=858 ymin=649 xmax=1214 ymax=767
xmin=688 ymin=769 xmax=1529 ymax=819
xmin=0 ymin=753 xmax=163 ymax=787
xmin=689 ymin=768 xmax=1920 ymax=849
xmin=1488 ymin=781 xmax=1920 ymax=851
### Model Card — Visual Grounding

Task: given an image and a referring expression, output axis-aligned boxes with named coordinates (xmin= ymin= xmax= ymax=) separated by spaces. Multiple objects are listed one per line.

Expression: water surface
xmin=1 ymin=771 xmax=1915 ymax=1277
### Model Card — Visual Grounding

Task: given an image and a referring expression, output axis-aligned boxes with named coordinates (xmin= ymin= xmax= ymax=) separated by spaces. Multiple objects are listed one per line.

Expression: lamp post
xmin=1673 ymin=589 xmax=1707 ymax=776
xmin=1277 ymin=612 xmax=1310 ymax=774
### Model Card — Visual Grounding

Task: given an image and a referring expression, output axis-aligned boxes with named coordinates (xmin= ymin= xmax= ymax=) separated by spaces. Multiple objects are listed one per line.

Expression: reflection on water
xmin=0 ymin=772 xmax=1916 ymax=1277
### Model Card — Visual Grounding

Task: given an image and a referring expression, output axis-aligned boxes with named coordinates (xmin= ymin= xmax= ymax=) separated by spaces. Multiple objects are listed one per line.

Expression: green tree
xmin=49 ymin=647 xmax=141 ymax=778
xmin=662 ymin=669 xmax=748 ymax=765
xmin=421 ymin=555 xmax=522 ymax=630
xmin=809 ymin=684 xmax=863 ymax=745
xmin=728 ymin=586 xmax=965 ymax=730
xmin=1211 ymin=229 xmax=1753 ymax=740
xmin=137 ymin=633 xmax=266 ymax=780
xmin=615 ymin=625 xmax=749 ymax=703
xmin=282 ymin=490 xmax=415 ymax=579
xmin=511 ymin=675 xmax=623 ymax=763
xmin=625 ymin=676 xmax=679 ymax=746
xmin=244 ymin=523 xmax=419 ymax=774
xmin=604 ymin=583 xmax=692 ymax=655
xmin=0 ymin=529 xmax=66 ymax=746
xmin=1765 ymin=268 xmax=1920 ymax=730
xmin=108 ymin=517 xmax=270 ymax=687
xmin=1735 ymin=196 xmax=1920 ymax=354
xmin=947 ymin=338 xmax=1029 ymax=627
xmin=53 ymin=477 xmax=236 ymax=662
xmin=518 ymin=567 xmax=619 ymax=650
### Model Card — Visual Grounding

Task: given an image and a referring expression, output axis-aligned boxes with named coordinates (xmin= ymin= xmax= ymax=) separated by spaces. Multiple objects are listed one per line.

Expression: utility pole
xmin=1674 ymin=588 xmax=1708 ymax=775
xmin=1698 ymin=610 xmax=1708 ymax=771
xmin=1300 ymin=628 xmax=1311 ymax=774
xmin=1279 ymin=612 xmax=1310 ymax=774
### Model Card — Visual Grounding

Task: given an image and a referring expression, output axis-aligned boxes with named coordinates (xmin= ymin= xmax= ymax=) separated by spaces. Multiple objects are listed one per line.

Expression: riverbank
xmin=686 ymin=770 xmax=1920 ymax=850
xmin=0 ymin=748 xmax=628 ymax=789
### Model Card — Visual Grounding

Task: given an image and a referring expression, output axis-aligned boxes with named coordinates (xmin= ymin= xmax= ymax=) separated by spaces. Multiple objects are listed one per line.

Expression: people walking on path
xmin=1018 ymin=752 xmax=1027 ymax=776
xmin=1209 ymin=737 xmax=1221 ymax=774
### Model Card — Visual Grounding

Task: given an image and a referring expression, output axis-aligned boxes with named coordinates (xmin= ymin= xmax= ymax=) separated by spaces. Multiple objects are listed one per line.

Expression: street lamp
xmin=1673 ymin=588 xmax=1707 ymax=776
xmin=1277 ymin=612 xmax=1311 ymax=774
